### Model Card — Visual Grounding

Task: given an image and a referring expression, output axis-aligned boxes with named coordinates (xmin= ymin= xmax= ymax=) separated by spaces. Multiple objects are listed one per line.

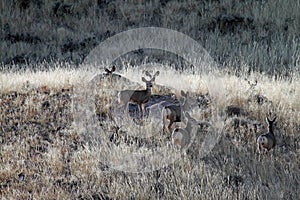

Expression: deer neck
xmin=186 ymin=120 xmax=193 ymax=132
xmin=268 ymin=124 xmax=275 ymax=135
xmin=145 ymin=85 xmax=152 ymax=95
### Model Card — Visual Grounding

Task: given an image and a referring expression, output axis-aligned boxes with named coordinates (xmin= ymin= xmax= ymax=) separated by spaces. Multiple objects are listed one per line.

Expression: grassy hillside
xmin=1 ymin=64 xmax=300 ymax=199
xmin=1 ymin=0 xmax=300 ymax=199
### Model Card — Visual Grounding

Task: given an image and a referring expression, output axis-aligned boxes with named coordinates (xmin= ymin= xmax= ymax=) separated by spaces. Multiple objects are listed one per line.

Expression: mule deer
xmin=89 ymin=66 xmax=138 ymax=90
xmin=172 ymin=112 xmax=198 ymax=149
xmin=162 ymin=90 xmax=199 ymax=133
xmin=145 ymin=93 xmax=178 ymax=120
xmin=104 ymin=65 xmax=117 ymax=75
xmin=103 ymin=66 xmax=134 ymax=85
xmin=225 ymin=105 xmax=246 ymax=117
xmin=256 ymin=116 xmax=277 ymax=154
xmin=118 ymin=71 xmax=160 ymax=119
xmin=197 ymin=92 xmax=211 ymax=109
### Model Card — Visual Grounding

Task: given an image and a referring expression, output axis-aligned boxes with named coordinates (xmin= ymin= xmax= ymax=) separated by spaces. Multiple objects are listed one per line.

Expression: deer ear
xmin=105 ymin=68 xmax=110 ymax=73
xmin=145 ymin=71 xmax=151 ymax=77
xmin=181 ymin=90 xmax=186 ymax=97
xmin=185 ymin=112 xmax=191 ymax=119
xmin=111 ymin=66 xmax=116 ymax=72
xmin=179 ymin=96 xmax=186 ymax=106
xmin=154 ymin=71 xmax=160 ymax=77
xmin=142 ymin=77 xmax=147 ymax=82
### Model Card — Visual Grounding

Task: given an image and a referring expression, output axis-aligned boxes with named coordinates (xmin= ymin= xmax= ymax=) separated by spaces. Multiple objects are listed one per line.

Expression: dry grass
xmin=1 ymin=1 xmax=300 ymax=199
xmin=1 ymin=64 xmax=299 ymax=199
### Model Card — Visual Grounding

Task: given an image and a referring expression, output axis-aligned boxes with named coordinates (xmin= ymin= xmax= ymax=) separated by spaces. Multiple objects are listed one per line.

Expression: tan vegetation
xmin=1 ymin=64 xmax=299 ymax=199
xmin=1 ymin=0 xmax=300 ymax=199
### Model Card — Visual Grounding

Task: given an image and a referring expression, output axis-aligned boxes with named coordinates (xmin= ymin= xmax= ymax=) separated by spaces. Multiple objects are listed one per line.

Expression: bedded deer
xmin=103 ymin=66 xmax=137 ymax=86
xmin=256 ymin=116 xmax=277 ymax=154
xmin=89 ymin=66 xmax=139 ymax=90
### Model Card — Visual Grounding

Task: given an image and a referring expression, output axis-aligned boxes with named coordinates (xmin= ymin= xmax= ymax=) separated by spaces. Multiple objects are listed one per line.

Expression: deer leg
xmin=141 ymin=104 xmax=145 ymax=120
xmin=138 ymin=104 xmax=143 ymax=120
xmin=162 ymin=115 xmax=167 ymax=133
xmin=168 ymin=119 xmax=174 ymax=134
xmin=162 ymin=108 xmax=172 ymax=134
xmin=125 ymin=102 xmax=130 ymax=119
xmin=162 ymin=108 xmax=167 ymax=132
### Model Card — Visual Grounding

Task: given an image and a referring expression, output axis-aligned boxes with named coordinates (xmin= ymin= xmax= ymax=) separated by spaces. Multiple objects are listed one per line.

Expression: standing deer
xmin=118 ymin=71 xmax=160 ymax=119
xmin=144 ymin=93 xmax=178 ymax=120
xmin=256 ymin=116 xmax=277 ymax=154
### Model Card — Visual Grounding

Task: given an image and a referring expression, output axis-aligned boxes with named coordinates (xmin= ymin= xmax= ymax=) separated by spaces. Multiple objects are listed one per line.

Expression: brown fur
xmin=118 ymin=71 xmax=159 ymax=119
xmin=162 ymin=91 xmax=197 ymax=133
